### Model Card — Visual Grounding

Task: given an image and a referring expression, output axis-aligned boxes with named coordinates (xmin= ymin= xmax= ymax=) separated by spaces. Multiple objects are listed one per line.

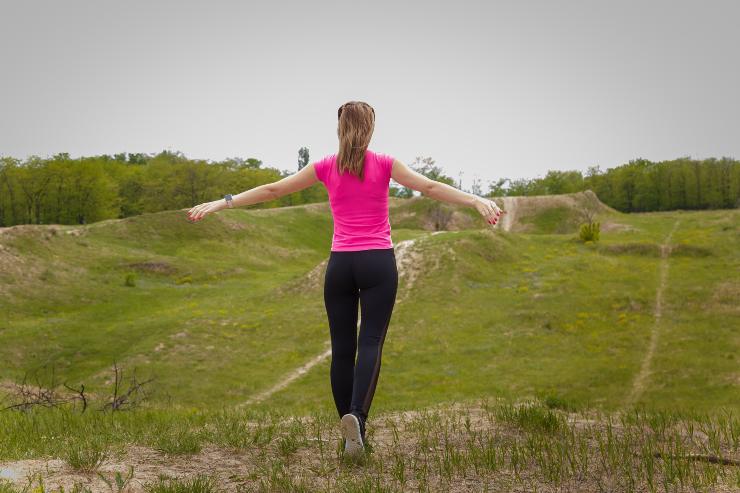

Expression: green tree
xmin=298 ymin=147 xmax=310 ymax=170
xmin=486 ymin=178 xmax=509 ymax=197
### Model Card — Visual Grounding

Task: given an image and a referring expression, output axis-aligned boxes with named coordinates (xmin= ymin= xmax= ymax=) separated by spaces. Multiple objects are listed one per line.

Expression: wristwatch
xmin=223 ymin=194 xmax=234 ymax=208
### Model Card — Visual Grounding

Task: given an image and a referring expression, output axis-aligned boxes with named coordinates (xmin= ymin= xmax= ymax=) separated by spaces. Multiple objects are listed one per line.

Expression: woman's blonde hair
xmin=337 ymin=100 xmax=375 ymax=181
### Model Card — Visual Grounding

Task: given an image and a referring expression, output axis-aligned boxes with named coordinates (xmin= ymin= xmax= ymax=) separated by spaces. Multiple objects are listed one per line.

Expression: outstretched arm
xmin=258 ymin=163 xmax=319 ymax=205
xmin=390 ymin=158 xmax=504 ymax=226
xmin=188 ymin=162 xmax=320 ymax=222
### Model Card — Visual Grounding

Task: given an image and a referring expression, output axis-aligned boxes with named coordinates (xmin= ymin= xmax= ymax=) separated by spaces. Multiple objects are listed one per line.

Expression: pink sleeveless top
xmin=314 ymin=149 xmax=395 ymax=251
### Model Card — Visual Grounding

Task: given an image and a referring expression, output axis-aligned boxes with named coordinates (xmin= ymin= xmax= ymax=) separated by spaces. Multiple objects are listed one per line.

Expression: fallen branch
xmin=63 ymin=382 xmax=88 ymax=413
xmin=651 ymin=452 xmax=740 ymax=467
xmin=1 ymin=367 xmax=68 ymax=411
xmin=99 ymin=361 xmax=155 ymax=411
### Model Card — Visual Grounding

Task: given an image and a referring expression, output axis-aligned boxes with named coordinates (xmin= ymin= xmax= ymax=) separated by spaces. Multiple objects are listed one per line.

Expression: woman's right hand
xmin=473 ymin=197 xmax=505 ymax=226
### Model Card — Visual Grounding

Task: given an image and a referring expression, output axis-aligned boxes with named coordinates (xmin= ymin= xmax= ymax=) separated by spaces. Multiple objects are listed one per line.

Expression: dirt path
xmin=239 ymin=233 xmax=444 ymax=406
xmin=625 ymin=219 xmax=680 ymax=407
xmin=393 ymin=236 xmax=425 ymax=304
xmin=238 ymin=342 xmax=333 ymax=406
xmin=497 ymin=196 xmax=517 ymax=232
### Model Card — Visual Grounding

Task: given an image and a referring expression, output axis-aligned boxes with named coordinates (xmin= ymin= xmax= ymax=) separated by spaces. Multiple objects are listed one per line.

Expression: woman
xmin=187 ymin=101 xmax=503 ymax=457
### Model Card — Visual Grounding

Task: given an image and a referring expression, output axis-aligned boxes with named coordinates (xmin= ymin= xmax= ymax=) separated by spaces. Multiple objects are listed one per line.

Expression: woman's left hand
xmin=187 ymin=200 xmax=226 ymax=222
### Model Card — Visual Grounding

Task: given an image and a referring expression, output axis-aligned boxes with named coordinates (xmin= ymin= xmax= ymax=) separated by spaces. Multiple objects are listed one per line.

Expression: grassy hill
xmin=1 ymin=193 xmax=736 ymax=412
xmin=0 ymin=193 xmax=738 ymax=491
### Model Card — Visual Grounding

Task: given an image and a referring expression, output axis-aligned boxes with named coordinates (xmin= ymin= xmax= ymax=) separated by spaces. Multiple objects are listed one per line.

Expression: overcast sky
xmin=1 ymin=1 xmax=738 ymax=190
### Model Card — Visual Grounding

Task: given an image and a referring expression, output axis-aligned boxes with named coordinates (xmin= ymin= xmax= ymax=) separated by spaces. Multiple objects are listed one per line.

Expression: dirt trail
xmin=625 ymin=219 xmax=680 ymax=407
xmin=239 ymin=232 xmax=448 ymax=406
xmin=240 ymin=223 xmax=498 ymax=407
xmin=238 ymin=342 xmax=333 ymax=406
xmin=393 ymin=236 xmax=425 ymax=304
xmin=496 ymin=196 xmax=517 ymax=232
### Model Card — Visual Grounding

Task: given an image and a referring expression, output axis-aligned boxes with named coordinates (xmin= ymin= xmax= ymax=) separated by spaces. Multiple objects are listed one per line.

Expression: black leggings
xmin=323 ymin=247 xmax=398 ymax=423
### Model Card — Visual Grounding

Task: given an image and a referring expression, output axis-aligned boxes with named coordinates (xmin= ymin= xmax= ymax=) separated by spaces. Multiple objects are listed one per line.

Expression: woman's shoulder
xmin=314 ymin=153 xmax=337 ymax=182
xmin=316 ymin=153 xmax=336 ymax=166
xmin=368 ymin=149 xmax=394 ymax=171
xmin=370 ymin=148 xmax=393 ymax=156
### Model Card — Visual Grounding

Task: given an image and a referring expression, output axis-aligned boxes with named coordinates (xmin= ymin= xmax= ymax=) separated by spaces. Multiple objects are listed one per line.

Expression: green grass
xmin=1 ymin=201 xmax=737 ymax=414
xmin=519 ymin=205 xmax=579 ymax=233
xmin=0 ymin=196 xmax=738 ymax=489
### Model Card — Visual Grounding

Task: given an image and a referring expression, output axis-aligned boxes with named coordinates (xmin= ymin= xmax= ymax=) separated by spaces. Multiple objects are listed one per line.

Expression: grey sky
xmin=1 ymin=1 xmax=738 ymax=191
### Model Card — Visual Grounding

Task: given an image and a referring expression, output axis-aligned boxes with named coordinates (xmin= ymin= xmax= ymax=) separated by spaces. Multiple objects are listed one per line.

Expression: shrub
xmin=579 ymin=221 xmax=600 ymax=242
xmin=63 ymin=438 xmax=110 ymax=473
xmin=125 ymin=272 xmax=137 ymax=287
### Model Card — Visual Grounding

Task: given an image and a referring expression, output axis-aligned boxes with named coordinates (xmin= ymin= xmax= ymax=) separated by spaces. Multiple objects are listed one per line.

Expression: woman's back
xmin=314 ymin=149 xmax=395 ymax=251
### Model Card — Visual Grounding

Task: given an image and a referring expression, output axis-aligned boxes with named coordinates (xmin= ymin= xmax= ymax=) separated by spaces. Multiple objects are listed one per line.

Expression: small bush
xmin=125 ymin=272 xmax=137 ymax=287
xmin=579 ymin=221 xmax=600 ymax=242
xmin=429 ymin=202 xmax=454 ymax=231
xmin=63 ymin=438 xmax=109 ymax=473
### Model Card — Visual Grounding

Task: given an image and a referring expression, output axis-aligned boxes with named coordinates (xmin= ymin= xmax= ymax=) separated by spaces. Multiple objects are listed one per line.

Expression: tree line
xmin=0 ymin=150 xmax=324 ymax=226
xmin=0 ymin=151 xmax=737 ymax=226
xmin=488 ymin=157 xmax=740 ymax=212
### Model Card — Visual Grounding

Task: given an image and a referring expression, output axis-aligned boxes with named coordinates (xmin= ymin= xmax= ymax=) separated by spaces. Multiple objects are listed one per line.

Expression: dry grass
xmin=1 ymin=398 xmax=738 ymax=492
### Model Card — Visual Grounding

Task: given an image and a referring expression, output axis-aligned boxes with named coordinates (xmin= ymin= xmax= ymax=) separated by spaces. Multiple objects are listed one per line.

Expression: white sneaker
xmin=340 ymin=413 xmax=365 ymax=456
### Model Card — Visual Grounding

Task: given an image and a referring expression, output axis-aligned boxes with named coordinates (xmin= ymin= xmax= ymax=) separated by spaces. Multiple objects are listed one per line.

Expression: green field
xmin=1 ymin=194 xmax=737 ymax=414
xmin=0 ymin=194 xmax=738 ymax=491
